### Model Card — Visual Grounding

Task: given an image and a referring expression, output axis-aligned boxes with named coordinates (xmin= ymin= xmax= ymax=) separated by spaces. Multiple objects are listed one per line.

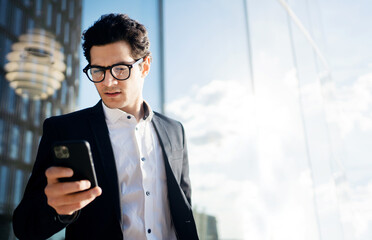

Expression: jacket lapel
xmin=151 ymin=114 xmax=172 ymax=163
xmin=88 ymin=101 xmax=121 ymax=222
xmin=152 ymin=114 xmax=180 ymax=187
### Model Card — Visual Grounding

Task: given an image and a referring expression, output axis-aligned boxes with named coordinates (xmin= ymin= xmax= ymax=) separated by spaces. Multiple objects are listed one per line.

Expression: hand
xmin=44 ymin=167 xmax=102 ymax=215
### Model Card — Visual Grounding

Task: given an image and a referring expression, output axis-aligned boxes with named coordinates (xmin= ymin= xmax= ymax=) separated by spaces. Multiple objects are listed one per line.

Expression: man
xmin=13 ymin=13 xmax=199 ymax=240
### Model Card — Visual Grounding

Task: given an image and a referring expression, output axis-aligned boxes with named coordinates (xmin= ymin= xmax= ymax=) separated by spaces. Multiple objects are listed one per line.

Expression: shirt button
xmin=146 ymin=191 xmax=150 ymax=196
xmin=147 ymin=229 xmax=151 ymax=234
xmin=141 ymin=157 xmax=146 ymax=161
xmin=135 ymin=127 xmax=138 ymax=131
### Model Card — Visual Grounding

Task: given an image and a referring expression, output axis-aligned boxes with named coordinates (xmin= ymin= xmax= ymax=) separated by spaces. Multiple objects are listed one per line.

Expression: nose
xmin=101 ymin=69 xmax=117 ymax=87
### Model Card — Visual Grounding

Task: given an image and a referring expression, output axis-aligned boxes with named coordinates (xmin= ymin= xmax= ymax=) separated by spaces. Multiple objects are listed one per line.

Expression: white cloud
xmin=166 ymin=78 xmax=316 ymax=238
xmin=166 ymin=77 xmax=372 ymax=239
xmin=167 ymin=80 xmax=257 ymax=166
xmin=300 ymin=72 xmax=372 ymax=136
xmin=336 ymin=73 xmax=372 ymax=133
xmin=312 ymin=175 xmax=372 ymax=240
xmin=167 ymin=79 xmax=259 ymax=238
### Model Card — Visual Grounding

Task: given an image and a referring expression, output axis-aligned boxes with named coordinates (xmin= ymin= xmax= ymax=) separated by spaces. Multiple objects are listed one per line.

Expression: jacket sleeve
xmin=12 ymin=118 xmax=69 ymax=240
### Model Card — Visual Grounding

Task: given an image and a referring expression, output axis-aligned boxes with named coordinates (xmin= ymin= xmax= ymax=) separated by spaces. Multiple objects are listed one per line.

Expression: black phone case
xmin=52 ymin=140 xmax=98 ymax=188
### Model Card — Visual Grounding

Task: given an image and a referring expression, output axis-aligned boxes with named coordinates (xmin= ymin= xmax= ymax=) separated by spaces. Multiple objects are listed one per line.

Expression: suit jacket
xmin=13 ymin=101 xmax=199 ymax=240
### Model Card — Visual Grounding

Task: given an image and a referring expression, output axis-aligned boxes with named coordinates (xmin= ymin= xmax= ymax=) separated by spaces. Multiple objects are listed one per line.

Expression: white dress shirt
xmin=102 ymin=102 xmax=177 ymax=240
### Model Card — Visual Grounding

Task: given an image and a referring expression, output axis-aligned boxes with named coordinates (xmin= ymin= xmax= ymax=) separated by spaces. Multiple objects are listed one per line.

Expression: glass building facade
xmin=0 ymin=0 xmax=82 ymax=239
xmin=162 ymin=1 xmax=371 ymax=239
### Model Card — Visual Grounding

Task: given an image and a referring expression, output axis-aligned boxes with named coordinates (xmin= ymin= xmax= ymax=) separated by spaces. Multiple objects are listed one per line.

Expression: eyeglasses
xmin=83 ymin=58 xmax=143 ymax=83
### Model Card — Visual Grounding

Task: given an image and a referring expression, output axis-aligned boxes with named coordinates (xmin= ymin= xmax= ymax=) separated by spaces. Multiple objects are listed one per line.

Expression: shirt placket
xmin=135 ymin=121 xmax=155 ymax=238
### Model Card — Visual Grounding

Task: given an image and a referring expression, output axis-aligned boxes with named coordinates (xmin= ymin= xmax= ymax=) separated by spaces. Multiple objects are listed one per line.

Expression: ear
xmin=141 ymin=56 xmax=151 ymax=78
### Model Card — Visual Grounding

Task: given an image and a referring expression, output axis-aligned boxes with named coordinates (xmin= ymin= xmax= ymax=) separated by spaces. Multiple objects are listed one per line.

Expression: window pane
xmin=61 ymin=81 xmax=67 ymax=105
xmin=61 ymin=0 xmax=66 ymax=11
xmin=35 ymin=0 xmax=42 ymax=16
xmin=22 ymin=0 xmax=31 ymax=7
xmin=45 ymin=102 xmax=52 ymax=119
xmin=52 ymin=88 xmax=58 ymax=100
xmin=7 ymin=87 xmax=15 ymax=114
xmin=27 ymin=17 xmax=34 ymax=31
xmin=21 ymin=97 xmax=29 ymax=121
xmin=0 ymin=0 xmax=7 ymax=26
xmin=0 ymin=166 xmax=9 ymax=210
xmin=0 ymin=119 xmax=3 ymax=155
xmin=68 ymin=0 xmax=74 ymax=20
xmin=33 ymin=100 xmax=41 ymax=126
xmin=24 ymin=131 xmax=33 ymax=164
xmin=68 ymin=86 xmax=75 ymax=110
xmin=9 ymin=125 xmax=20 ymax=160
xmin=13 ymin=7 xmax=23 ymax=36
xmin=66 ymin=54 xmax=72 ymax=77
xmin=13 ymin=170 xmax=23 ymax=206
xmin=64 ymin=22 xmax=70 ymax=44
xmin=47 ymin=3 xmax=52 ymax=26
xmin=0 ymin=36 xmax=3 ymax=69
xmin=1 ymin=38 xmax=12 ymax=74
xmin=56 ymin=13 xmax=61 ymax=35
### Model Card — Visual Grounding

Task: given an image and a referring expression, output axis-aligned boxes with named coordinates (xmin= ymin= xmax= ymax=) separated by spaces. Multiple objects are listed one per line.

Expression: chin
xmin=102 ymin=99 xmax=125 ymax=109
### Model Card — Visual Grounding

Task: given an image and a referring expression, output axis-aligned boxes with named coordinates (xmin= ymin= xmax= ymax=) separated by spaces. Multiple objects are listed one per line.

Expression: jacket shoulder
xmin=46 ymin=105 xmax=98 ymax=125
xmin=153 ymin=112 xmax=183 ymax=129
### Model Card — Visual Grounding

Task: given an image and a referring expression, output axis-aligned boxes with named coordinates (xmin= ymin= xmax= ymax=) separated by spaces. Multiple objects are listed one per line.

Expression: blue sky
xmin=78 ymin=1 xmax=372 ymax=239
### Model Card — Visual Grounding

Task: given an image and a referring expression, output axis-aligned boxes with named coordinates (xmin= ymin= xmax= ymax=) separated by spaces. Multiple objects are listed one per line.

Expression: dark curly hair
xmin=82 ymin=13 xmax=151 ymax=63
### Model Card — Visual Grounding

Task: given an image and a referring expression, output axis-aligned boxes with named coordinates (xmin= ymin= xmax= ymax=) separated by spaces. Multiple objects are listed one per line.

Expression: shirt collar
xmin=142 ymin=100 xmax=154 ymax=121
xmin=102 ymin=101 xmax=154 ymax=124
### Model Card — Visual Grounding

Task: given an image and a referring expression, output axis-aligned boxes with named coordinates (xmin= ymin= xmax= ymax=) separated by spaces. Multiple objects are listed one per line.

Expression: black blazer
xmin=13 ymin=101 xmax=199 ymax=240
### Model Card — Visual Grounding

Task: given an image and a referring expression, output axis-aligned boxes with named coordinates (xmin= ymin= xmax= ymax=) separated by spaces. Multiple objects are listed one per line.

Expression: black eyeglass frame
xmin=83 ymin=58 xmax=144 ymax=83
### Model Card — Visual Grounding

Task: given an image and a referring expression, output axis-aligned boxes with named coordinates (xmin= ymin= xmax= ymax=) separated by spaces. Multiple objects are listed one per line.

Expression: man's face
xmin=90 ymin=41 xmax=150 ymax=112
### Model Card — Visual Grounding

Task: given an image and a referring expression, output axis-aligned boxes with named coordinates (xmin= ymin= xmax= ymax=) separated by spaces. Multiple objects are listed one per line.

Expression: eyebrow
xmin=90 ymin=61 xmax=136 ymax=68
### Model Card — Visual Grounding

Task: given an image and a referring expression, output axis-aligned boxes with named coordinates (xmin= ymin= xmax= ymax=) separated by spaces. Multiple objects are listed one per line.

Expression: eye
xmin=91 ymin=68 xmax=104 ymax=75
xmin=113 ymin=65 xmax=129 ymax=76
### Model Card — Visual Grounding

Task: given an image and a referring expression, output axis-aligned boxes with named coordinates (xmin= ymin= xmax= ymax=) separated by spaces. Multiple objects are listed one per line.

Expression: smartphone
xmin=52 ymin=140 xmax=98 ymax=188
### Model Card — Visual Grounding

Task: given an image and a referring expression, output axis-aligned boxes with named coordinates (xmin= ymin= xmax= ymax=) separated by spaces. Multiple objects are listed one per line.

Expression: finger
xmin=55 ymin=198 xmax=93 ymax=215
xmin=45 ymin=167 xmax=73 ymax=184
xmin=45 ymin=180 xmax=91 ymax=197
xmin=50 ymin=185 xmax=100 ymax=206
xmin=92 ymin=186 xmax=102 ymax=196
xmin=52 ymin=188 xmax=102 ymax=214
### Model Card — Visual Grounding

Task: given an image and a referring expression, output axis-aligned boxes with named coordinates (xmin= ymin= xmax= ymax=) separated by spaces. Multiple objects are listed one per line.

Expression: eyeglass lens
xmin=88 ymin=65 xmax=130 ymax=82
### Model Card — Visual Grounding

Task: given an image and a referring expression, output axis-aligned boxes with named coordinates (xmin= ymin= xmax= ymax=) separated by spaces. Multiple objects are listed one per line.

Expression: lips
xmin=104 ymin=91 xmax=121 ymax=97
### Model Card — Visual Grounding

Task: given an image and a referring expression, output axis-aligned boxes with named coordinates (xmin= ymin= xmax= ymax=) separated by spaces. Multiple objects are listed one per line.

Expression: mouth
xmin=104 ymin=91 xmax=121 ymax=97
